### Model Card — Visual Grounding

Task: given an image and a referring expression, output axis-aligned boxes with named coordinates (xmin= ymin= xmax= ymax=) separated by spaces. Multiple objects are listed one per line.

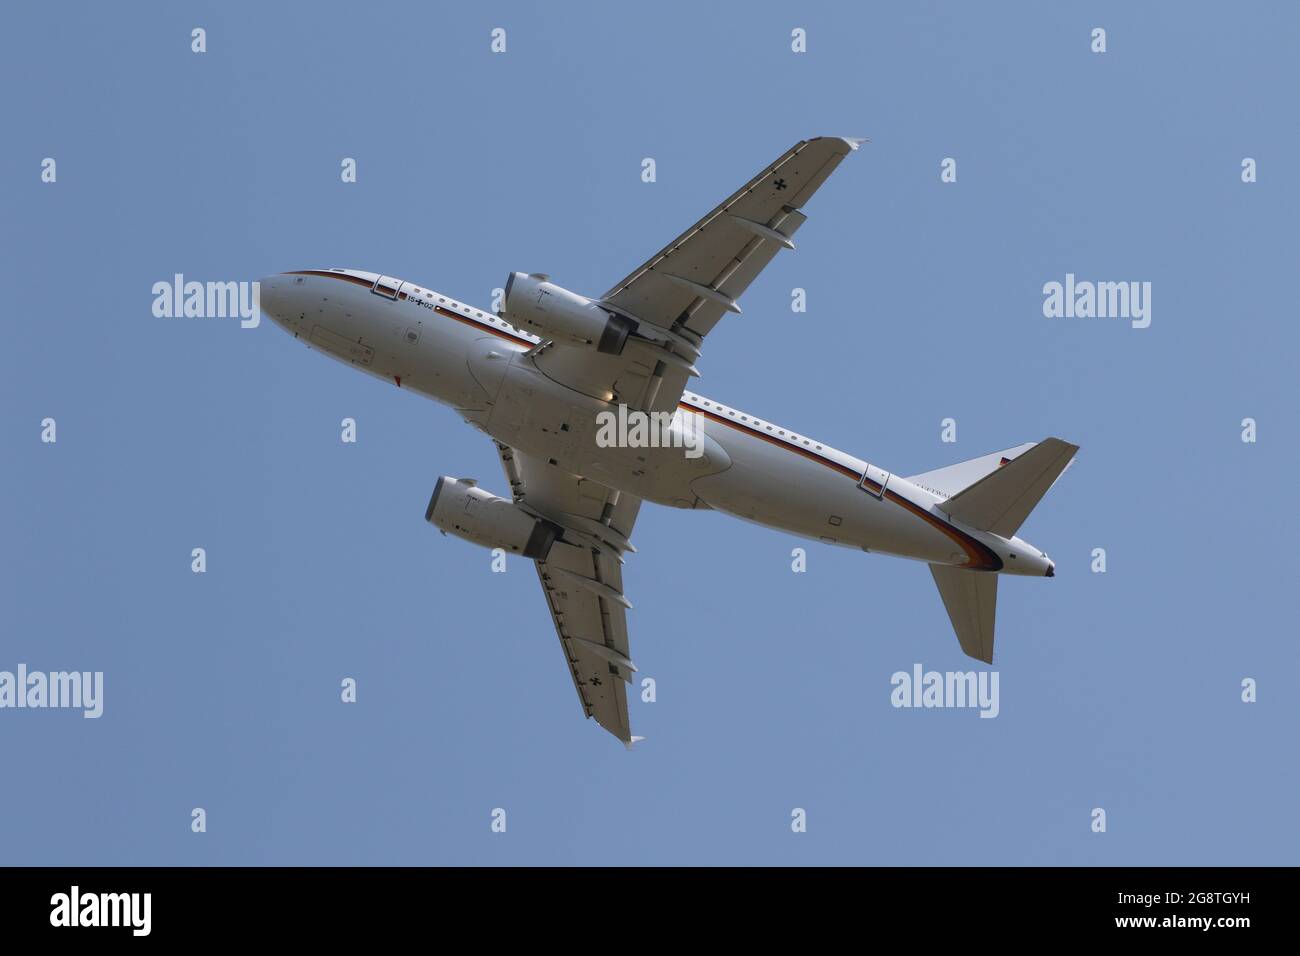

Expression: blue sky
xmin=2 ymin=0 xmax=1296 ymax=864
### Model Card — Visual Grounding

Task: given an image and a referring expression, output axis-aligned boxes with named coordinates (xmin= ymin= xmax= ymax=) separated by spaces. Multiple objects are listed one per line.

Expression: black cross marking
xmin=774 ymin=178 xmax=788 ymax=190
xmin=590 ymin=676 xmax=602 ymax=687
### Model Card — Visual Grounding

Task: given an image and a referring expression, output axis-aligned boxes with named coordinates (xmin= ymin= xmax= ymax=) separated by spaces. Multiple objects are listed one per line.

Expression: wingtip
xmin=808 ymin=136 xmax=869 ymax=152
xmin=623 ymin=735 xmax=646 ymax=751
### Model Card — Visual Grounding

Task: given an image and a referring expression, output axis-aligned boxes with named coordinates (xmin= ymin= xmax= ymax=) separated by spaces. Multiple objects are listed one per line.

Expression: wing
xmin=495 ymin=442 xmax=644 ymax=746
xmin=531 ymin=136 xmax=863 ymax=415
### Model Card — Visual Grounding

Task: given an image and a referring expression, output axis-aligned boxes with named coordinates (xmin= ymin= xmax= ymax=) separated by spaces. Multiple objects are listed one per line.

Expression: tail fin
xmin=929 ymin=564 xmax=998 ymax=663
xmin=936 ymin=438 xmax=1078 ymax=538
xmin=923 ymin=438 xmax=1078 ymax=663
xmin=907 ymin=442 xmax=1038 ymax=500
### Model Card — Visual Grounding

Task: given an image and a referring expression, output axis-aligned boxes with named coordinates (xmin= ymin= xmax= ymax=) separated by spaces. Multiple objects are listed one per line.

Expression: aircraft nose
xmin=258 ymin=274 xmax=293 ymax=329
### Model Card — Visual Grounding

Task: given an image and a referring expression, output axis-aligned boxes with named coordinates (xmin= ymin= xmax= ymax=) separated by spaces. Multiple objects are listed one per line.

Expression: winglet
xmin=841 ymin=137 xmax=869 ymax=150
xmin=623 ymin=735 xmax=646 ymax=751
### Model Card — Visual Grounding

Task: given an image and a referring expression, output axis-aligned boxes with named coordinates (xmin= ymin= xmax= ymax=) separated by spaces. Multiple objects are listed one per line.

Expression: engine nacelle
xmin=502 ymin=272 xmax=637 ymax=355
xmin=425 ymin=476 xmax=561 ymax=560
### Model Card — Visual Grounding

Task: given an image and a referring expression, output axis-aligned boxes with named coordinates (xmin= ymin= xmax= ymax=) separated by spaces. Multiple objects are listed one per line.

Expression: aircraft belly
xmin=475 ymin=358 xmax=729 ymax=507
xmin=690 ymin=422 xmax=957 ymax=561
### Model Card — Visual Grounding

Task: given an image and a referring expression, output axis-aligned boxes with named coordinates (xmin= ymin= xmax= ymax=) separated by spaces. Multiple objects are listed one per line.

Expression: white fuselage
xmin=259 ymin=269 xmax=1053 ymax=577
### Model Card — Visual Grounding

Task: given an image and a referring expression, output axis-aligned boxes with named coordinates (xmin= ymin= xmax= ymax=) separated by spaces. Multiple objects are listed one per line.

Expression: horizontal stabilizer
xmin=938 ymin=438 xmax=1079 ymax=538
xmin=930 ymin=564 xmax=998 ymax=664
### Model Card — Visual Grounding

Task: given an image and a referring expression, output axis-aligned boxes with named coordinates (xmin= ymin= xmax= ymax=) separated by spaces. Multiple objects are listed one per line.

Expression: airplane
xmin=259 ymin=137 xmax=1078 ymax=747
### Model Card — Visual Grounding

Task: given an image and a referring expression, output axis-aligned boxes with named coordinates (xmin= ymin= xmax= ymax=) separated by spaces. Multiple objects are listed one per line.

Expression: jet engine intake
xmin=425 ymin=476 xmax=561 ymax=560
xmin=502 ymin=272 xmax=636 ymax=355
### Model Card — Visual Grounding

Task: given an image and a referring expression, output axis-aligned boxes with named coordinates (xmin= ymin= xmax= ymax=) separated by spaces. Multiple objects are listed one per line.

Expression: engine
xmin=502 ymin=272 xmax=637 ymax=355
xmin=425 ymin=476 xmax=561 ymax=560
